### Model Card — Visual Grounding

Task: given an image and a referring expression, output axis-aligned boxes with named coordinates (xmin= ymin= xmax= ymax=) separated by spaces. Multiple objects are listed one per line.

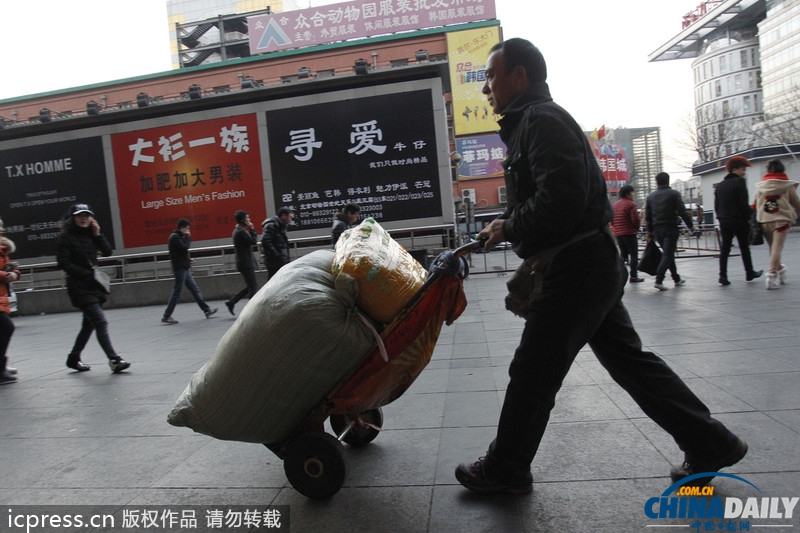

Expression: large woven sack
xmin=332 ymin=218 xmax=427 ymax=323
xmin=167 ymin=250 xmax=376 ymax=445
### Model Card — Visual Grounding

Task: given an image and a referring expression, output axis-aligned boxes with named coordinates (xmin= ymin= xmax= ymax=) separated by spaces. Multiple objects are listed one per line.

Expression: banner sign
xmin=455 ymin=134 xmax=505 ymax=179
xmin=111 ymin=114 xmax=266 ymax=248
xmin=266 ymin=89 xmax=442 ymax=230
xmin=447 ymin=26 xmax=501 ymax=136
xmin=0 ymin=137 xmax=113 ymax=259
xmin=248 ymin=0 xmax=496 ymax=54
xmin=587 ymin=130 xmax=629 ymax=194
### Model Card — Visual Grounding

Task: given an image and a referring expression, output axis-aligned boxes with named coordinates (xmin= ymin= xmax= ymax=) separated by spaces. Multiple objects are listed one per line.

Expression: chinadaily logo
xmin=644 ymin=473 xmax=798 ymax=530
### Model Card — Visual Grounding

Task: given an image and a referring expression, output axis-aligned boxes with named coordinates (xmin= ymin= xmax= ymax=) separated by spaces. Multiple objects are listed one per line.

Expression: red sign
xmin=111 ymin=114 xmax=266 ymax=248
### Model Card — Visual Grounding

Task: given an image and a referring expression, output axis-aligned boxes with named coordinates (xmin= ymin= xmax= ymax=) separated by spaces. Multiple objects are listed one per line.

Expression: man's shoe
xmin=161 ymin=316 xmax=179 ymax=325
xmin=630 ymin=277 xmax=644 ymax=283
xmin=5 ymin=366 xmax=17 ymax=375
xmin=455 ymin=457 xmax=533 ymax=495
xmin=654 ymin=283 xmax=668 ymax=291
xmin=746 ymin=269 xmax=763 ymax=281
xmin=0 ymin=370 xmax=17 ymax=384
xmin=718 ymin=276 xmax=730 ymax=286
xmin=108 ymin=357 xmax=131 ymax=373
xmin=674 ymin=279 xmax=686 ymax=286
xmin=66 ymin=359 xmax=91 ymax=372
xmin=205 ymin=308 xmax=218 ymax=319
xmin=670 ymin=438 xmax=748 ymax=487
xmin=225 ymin=301 xmax=235 ymax=315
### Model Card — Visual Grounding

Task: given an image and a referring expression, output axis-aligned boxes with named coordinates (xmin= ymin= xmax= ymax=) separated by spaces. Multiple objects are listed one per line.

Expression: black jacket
xmin=714 ymin=173 xmax=752 ymax=220
xmin=497 ymin=83 xmax=612 ymax=259
xmin=233 ymin=225 xmax=258 ymax=271
xmin=167 ymin=229 xmax=192 ymax=271
xmin=645 ymin=186 xmax=693 ymax=231
xmin=331 ymin=213 xmax=349 ymax=248
xmin=56 ymin=222 xmax=113 ymax=307
xmin=260 ymin=216 xmax=290 ymax=273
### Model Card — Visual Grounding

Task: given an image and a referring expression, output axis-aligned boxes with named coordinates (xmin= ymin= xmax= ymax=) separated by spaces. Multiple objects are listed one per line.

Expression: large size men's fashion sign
xmin=111 ymin=114 xmax=266 ymax=248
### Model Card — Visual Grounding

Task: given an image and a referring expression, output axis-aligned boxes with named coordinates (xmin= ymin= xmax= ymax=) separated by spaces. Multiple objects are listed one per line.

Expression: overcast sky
xmin=0 ymin=0 xmax=703 ymax=178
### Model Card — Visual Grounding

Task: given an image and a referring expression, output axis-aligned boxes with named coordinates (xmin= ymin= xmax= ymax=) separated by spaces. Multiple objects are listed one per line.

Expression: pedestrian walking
xmin=331 ymin=203 xmax=361 ymax=248
xmin=612 ymin=185 xmax=643 ymax=282
xmin=753 ymin=159 xmax=800 ymax=289
xmin=56 ymin=203 xmax=130 ymax=373
xmin=225 ymin=210 xmax=259 ymax=316
xmin=455 ymin=38 xmax=747 ymax=495
xmin=161 ymin=218 xmax=218 ymax=324
xmin=645 ymin=172 xmax=695 ymax=290
xmin=715 ymin=155 xmax=763 ymax=286
xmin=0 ymin=217 xmax=20 ymax=384
xmin=260 ymin=207 xmax=292 ymax=280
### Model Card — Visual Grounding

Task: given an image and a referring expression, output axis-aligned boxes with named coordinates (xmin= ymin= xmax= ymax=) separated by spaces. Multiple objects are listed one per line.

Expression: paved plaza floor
xmin=2 ymin=234 xmax=799 ymax=532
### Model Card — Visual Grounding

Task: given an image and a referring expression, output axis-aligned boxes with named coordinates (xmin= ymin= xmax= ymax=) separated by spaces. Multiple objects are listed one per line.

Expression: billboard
xmin=447 ymin=26 xmax=501 ymax=136
xmin=266 ymin=89 xmax=443 ymax=230
xmin=0 ymin=137 xmax=114 ymax=259
xmin=455 ymin=134 xmax=505 ymax=179
xmin=1 ymin=76 xmax=452 ymax=260
xmin=248 ymin=0 xmax=496 ymax=54
xmin=587 ymin=128 xmax=629 ymax=194
xmin=110 ymin=114 xmax=266 ymax=248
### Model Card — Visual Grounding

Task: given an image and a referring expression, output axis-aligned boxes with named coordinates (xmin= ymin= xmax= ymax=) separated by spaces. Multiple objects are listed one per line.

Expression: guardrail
xmin=10 ymin=225 xmax=460 ymax=292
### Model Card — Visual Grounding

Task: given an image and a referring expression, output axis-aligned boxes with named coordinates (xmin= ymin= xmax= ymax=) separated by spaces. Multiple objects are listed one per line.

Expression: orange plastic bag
xmin=332 ymin=218 xmax=427 ymax=323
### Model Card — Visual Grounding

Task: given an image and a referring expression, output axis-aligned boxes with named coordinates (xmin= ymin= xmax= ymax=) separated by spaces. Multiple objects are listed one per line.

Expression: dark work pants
xmin=653 ymin=226 xmax=681 ymax=284
xmin=69 ymin=301 xmax=118 ymax=360
xmin=615 ymin=234 xmax=639 ymax=278
xmin=229 ymin=268 xmax=258 ymax=305
xmin=0 ymin=312 xmax=14 ymax=372
xmin=718 ymin=217 xmax=755 ymax=278
xmin=163 ymin=267 xmax=211 ymax=318
xmin=488 ymin=233 xmax=738 ymax=474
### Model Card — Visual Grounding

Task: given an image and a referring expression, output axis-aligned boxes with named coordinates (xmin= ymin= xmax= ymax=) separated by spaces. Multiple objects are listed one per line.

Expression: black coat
xmin=496 ymin=83 xmax=612 ymax=259
xmin=233 ymin=225 xmax=258 ymax=271
xmin=167 ymin=229 xmax=193 ymax=271
xmin=260 ymin=216 xmax=290 ymax=273
xmin=714 ymin=173 xmax=752 ymax=220
xmin=56 ymin=223 xmax=113 ymax=307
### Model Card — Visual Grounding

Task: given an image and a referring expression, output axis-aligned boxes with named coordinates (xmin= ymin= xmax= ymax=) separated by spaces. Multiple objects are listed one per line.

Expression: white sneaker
xmin=654 ymin=283 xmax=668 ymax=291
xmin=777 ymin=265 xmax=787 ymax=284
xmin=766 ymin=273 xmax=779 ymax=290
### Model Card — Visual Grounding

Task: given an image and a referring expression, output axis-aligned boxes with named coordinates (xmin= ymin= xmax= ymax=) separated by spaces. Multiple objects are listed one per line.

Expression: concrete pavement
xmin=1 ymin=234 xmax=799 ymax=532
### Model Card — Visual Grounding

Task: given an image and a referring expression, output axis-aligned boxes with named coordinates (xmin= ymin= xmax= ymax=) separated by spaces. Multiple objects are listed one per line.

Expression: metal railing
xmin=11 ymin=225 xmax=460 ymax=292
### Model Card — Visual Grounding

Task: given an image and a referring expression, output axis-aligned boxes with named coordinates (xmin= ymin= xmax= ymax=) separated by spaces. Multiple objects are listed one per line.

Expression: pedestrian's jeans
xmin=653 ymin=226 xmax=681 ymax=284
xmin=69 ymin=301 xmax=118 ymax=359
xmin=487 ymin=233 xmax=739 ymax=475
xmin=163 ymin=267 xmax=210 ymax=318
xmin=615 ymin=234 xmax=639 ymax=277
xmin=718 ymin=217 xmax=755 ymax=277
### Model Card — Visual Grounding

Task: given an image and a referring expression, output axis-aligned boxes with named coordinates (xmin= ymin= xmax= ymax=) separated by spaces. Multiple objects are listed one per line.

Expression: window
xmin=718 ymin=123 xmax=725 ymax=139
xmin=734 ymin=74 xmax=742 ymax=92
xmin=720 ymin=55 xmax=727 ymax=73
xmin=743 ymin=95 xmax=752 ymax=113
xmin=723 ymin=100 xmax=730 ymax=117
xmin=740 ymin=49 xmax=748 ymax=68
xmin=715 ymin=80 xmax=722 ymax=97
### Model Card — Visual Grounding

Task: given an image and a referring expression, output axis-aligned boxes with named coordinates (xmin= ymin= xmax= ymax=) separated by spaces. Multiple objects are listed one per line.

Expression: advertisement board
xmin=447 ymin=26 xmax=501 ymax=136
xmin=455 ymin=134 xmax=505 ymax=179
xmin=0 ymin=137 xmax=113 ymax=259
xmin=110 ymin=114 xmax=266 ymax=248
xmin=248 ymin=0 xmax=496 ymax=54
xmin=266 ymin=89 xmax=443 ymax=231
